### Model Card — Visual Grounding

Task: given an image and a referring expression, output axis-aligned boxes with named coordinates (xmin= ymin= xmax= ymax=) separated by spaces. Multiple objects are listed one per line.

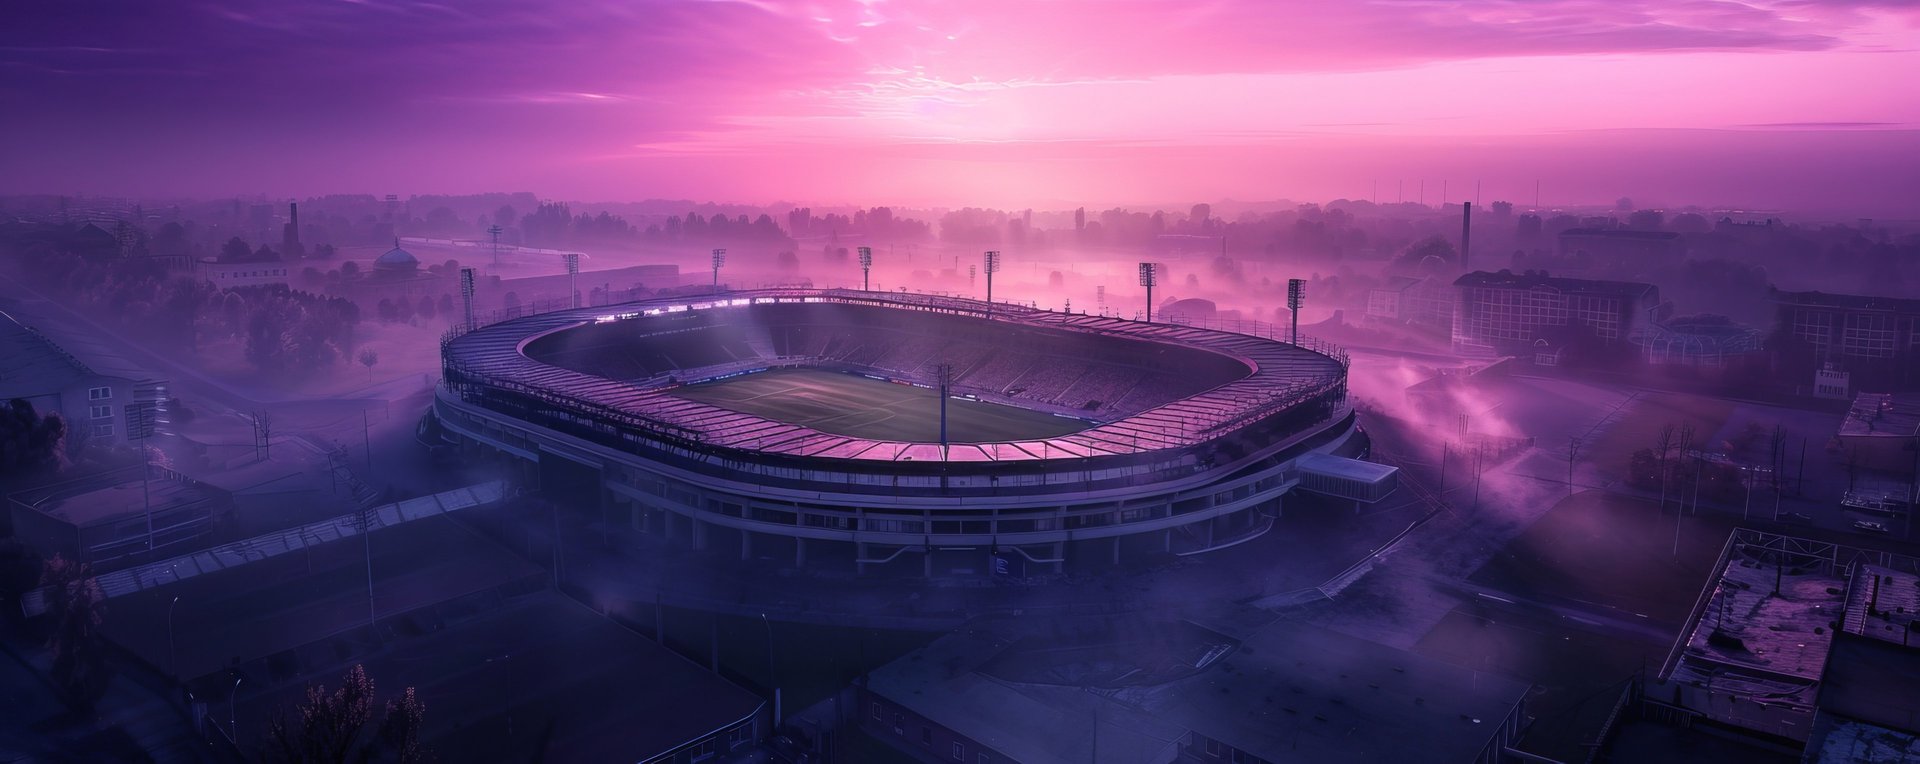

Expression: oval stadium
xmin=432 ymin=289 xmax=1393 ymax=577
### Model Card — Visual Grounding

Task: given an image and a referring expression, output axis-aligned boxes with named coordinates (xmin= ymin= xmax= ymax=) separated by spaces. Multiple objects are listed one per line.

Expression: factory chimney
xmin=1460 ymin=201 xmax=1472 ymax=271
xmin=282 ymin=201 xmax=302 ymax=257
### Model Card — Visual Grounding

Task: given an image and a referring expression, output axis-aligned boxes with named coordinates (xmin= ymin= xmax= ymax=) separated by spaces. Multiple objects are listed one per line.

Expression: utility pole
xmin=362 ymin=409 xmax=376 ymax=629
xmin=858 ymin=246 xmax=872 ymax=291
xmin=1567 ymin=436 xmax=1580 ymax=497
xmin=1138 ymin=262 xmax=1157 ymax=322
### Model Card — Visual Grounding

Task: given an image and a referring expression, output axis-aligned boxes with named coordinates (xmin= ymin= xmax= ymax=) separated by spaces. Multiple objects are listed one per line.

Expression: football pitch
xmin=668 ymin=368 xmax=1092 ymax=443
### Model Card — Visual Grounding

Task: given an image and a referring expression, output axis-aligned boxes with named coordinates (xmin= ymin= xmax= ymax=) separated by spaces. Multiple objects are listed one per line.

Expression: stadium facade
xmin=432 ymin=289 xmax=1387 ymax=576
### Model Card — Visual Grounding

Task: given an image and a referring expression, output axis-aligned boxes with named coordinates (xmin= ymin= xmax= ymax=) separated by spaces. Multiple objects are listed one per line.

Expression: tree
xmin=358 ymin=349 xmax=379 ymax=381
xmin=0 ymin=399 xmax=67 ymax=480
xmin=0 ymin=540 xmax=41 ymax=628
xmin=41 ymin=555 xmax=108 ymax=710
xmin=266 ymin=664 xmax=428 ymax=763
xmin=1393 ymin=236 xmax=1457 ymax=270
xmin=220 ymin=237 xmax=253 ymax=263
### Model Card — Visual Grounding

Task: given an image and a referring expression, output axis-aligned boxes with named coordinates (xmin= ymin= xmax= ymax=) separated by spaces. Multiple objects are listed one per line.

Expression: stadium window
xmin=90 ymin=405 xmax=112 ymax=419
xmin=91 ymin=423 xmax=114 ymax=438
xmin=89 ymin=386 xmax=113 ymax=401
xmin=979 ymin=754 xmax=990 ymax=764
xmin=952 ymin=741 xmax=965 ymax=760
xmin=872 ymin=702 xmax=883 ymax=721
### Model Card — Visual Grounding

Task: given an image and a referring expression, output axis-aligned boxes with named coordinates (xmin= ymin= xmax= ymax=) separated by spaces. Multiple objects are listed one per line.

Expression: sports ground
xmin=668 ymin=368 xmax=1092 ymax=443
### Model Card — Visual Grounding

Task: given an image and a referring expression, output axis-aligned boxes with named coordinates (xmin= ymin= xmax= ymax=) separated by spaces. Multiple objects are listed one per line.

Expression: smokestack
xmin=283 ymin=201 xmax=301 ymax=251
xmin=1460 ymin=202 xmax=1472 ymax=271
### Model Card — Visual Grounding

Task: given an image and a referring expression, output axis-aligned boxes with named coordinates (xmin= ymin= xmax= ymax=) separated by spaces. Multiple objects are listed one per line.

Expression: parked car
xmin=1781 ymin=512 xmax=1814 ymax=524
xmin=1853 ymin=520 xmax=1891 ymax=533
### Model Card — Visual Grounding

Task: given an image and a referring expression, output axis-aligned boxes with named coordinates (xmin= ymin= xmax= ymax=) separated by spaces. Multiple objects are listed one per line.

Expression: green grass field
xmin=669 ymin=367 xmax=1091 ymax=443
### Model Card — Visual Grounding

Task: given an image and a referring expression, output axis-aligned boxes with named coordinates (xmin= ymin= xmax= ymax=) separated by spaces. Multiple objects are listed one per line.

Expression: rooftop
xmin=1666 ymin=548 xmax=1843 ymax=710
xmin=1559 ymin=228 xmax=1683 ymax=240
xmin=1772 ymin=288 xmax=1920 ymax=314
xmin=1816 ymin=633 xmax=1920 ymax=735
xmin=867 ymin=618 xmax=1528 ymax=764
xmin=1453 ymin=270 xmax=1657 ymax=299
xmin=1839 ymin=393 xmax=1920 ymax=439
xmin=1844 ymin=565 xmax=1920 ymax=649
xmin=0 ymin=308 xmax=97 ymax=398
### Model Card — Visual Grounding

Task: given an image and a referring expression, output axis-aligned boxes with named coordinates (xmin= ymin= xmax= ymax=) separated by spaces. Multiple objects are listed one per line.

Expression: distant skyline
xmin=3 ymin=1 xmax=1918 ymax=215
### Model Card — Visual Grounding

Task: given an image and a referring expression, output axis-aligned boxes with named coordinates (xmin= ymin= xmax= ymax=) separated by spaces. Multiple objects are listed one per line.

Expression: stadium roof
xmin=0 ymin=308 xmax=95 ymax=398
xmin=442 ymin=289 xmax=1348 ymax=463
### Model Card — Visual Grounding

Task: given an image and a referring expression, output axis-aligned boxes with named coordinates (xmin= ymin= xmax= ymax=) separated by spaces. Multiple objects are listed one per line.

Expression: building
xmin=84 ymin=506 xmax=767 ymax=763
xmin=435 ymin=290 xmax=1392 ymax=577
xmin=0 ymin=307 xmax=166 ymax=449
xmin=1655 ymin=530 xmax=1920 ymax=745
xmin=1556 ymin=228 xmax=1684 ymax=274
xmin=1450 ymin=270 xmax=1661 ymax=358
xmin=1634 ymin=315 xmax=1763 ymax=369
xmin=859 ymin=618 xmax=1531 ymax=764
xmin=1366 ymin=275 xmax=1454 ymax=332
xmin=1771 ymin=289 xmax=1920 ymax=393
xmin=7 ymin=464 xmax=232 ymax=569
xmin=1836 ymin=392 xmax=1920 ymax=476
xmin=194 ymin=258 xmax=291 ymax=288
xmin=1804 ymin=633 xmax=1920 ymax=763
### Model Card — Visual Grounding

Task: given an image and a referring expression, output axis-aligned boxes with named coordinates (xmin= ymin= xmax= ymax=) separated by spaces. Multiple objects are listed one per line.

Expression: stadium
xmin=432 ymin=289 xmax=1392 ymax=577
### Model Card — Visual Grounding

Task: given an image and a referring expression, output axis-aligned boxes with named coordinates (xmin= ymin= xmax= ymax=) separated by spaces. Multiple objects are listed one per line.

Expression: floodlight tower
xmin=711 ymin=248 xmax=726 ymax=291
xmin=1286 ymin=278 xmax=1306 ymax=344
xmin=936 ymin=363 xmax=954 ymax=454
xmin=858 ymin=246 xmax=873 ymax=291
xmin=982 ymin=251 xmax=1002 ymax=316
xmin=968 ymin=264 xmax=976 ymax=290
xmin=488 ymin=224 xmax=503 ymax=266
xmin=563 ymin=252 xmax=581 ymax=308
xmin=1138 ymin=262 xmax=1158 ymax=322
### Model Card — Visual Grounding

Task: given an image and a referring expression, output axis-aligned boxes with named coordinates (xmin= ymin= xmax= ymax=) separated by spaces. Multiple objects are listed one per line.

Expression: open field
xmin=669 ymin=367 xmax=1091 ymax=443
xmin=1584 ymin=392 xmax=1738 ymax=482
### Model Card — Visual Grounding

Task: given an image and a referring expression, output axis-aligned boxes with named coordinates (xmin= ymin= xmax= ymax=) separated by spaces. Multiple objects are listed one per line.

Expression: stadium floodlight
xmin=1286 ymin=278 xmax=1306 ymax=344
xmin=488 ymin=224 xmax=503 ymax=265
xmin=563 ymin=253 xmax=581 ymax=308
xmin=1138 ymin=262 xmax=1158 ymax=322
xmin=983 ymin=251 xmax=1002 ymax=317
xmin=711 ymin=248 xmax=726 ymax=290
xmin=858 ymin=246 xmax=873 ymax=291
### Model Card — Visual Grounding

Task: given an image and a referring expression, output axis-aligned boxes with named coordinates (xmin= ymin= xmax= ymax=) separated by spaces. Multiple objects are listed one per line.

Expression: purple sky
xmin=3 ymin=0 xmax=1917 ymax=214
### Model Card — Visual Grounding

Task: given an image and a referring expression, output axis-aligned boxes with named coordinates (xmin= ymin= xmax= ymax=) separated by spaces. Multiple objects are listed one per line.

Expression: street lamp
xmin=760 ymin=613 xmax=781 ymax=727
xmin=1137 ymin=262 xmax=1157 ymax=323
xmin=857 ymin=246 xmax=872 ymax=291
xmin=168 ymin=595 xmax=180 ymax=679
xmin=231 ymin=676 xmax=244 ymax=745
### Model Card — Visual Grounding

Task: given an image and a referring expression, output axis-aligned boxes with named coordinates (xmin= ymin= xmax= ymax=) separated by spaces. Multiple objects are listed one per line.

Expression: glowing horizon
xmin=3 ymin=0 xmax=1917 ymax=214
